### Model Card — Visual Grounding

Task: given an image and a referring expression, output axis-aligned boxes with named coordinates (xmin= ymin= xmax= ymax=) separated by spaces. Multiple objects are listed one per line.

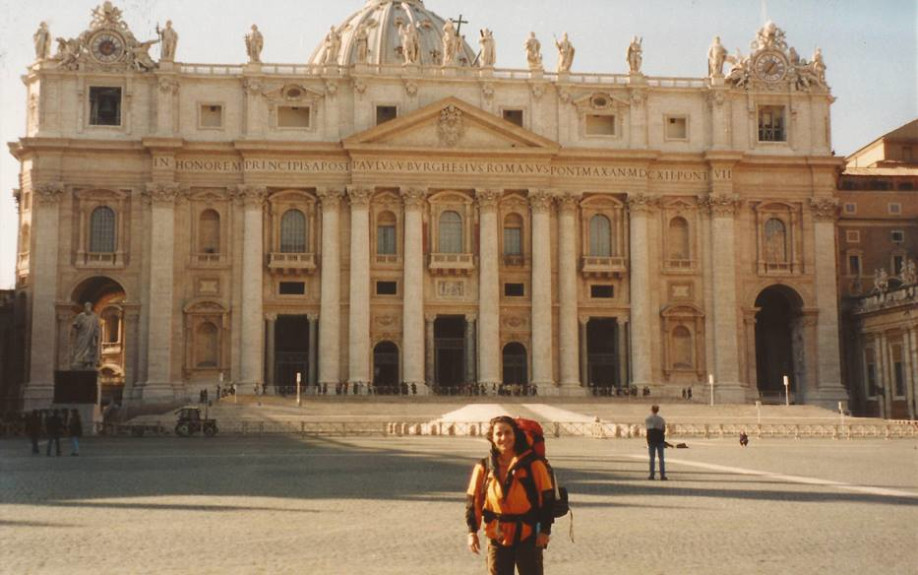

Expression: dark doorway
xmin=502 ymin=342 xmax=528 ymax=385
xmin=373 ymin=341 xmax=400 ymax=391
xmin=587 ymin=318 xmax=618 ymax=389
xmin=275 ymin=315 xmax=308 ymax=393
xmin=434 ymin=316 xmax=466 ymax=389
xmin=71 ymin=276 xmax=127 ymax=405
xmin=754 ymin=286 xmax=802 ymax=399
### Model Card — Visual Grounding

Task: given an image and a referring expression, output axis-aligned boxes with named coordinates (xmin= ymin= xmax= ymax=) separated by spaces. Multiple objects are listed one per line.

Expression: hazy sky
xmin=0 ymin=0 xmax=915 ymax=289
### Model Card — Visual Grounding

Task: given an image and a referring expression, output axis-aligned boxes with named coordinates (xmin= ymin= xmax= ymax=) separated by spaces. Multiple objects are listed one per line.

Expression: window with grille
xmin=377 ymin=211 xmax=397 ymax=255
xmin=503 ymin=214 xmax=523 ymax=256
xmin=758 ymin=106 xmax=785 ymax=142
xmin=668 ymin=217 xmax=690 ymax=260
xmin=672 ymin=326 xmax=693 ymax=369
xmin=195 ymin=322 xmax=219 ymax=368
xmin=764 ymin=218 xmax=787 ymax=262
xmin=589 ymin=215 xmax=612 ymax=257
xmin=847 ymin=254 xmax=861 ymax=276
xmin=439 ymin=211 xmax=463 ymax=253
xmin=198 ymin=210 xmax=220 ymax=253
xmin=280 ymin=210 xmax=307 ymax=253
xmin=89 ymin=207 xmax=116 ymax=252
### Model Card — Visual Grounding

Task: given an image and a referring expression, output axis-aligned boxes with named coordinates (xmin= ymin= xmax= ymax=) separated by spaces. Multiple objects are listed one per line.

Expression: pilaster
xmin=237 ymin=185 xmax=266 ymax=392
xmin=557 ymin=193 xmax=581 ymax=390
xmin=347 ymin=186 xmax=372 ymax=385
xmin=318 ymin=188 xmax=343 ymax=386
xmin=476 ymin=189 xmax=501 ymax=386
xmin=627 ymin=192 xmax=659 ymax=386
xmin=401 ymin=187 xmax=427 ymax=388
xmin=529 ymin=189 xmax=554 ymax=389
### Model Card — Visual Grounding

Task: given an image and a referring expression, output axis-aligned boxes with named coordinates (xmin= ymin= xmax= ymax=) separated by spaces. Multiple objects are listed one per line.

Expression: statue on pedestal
xmin=322 ymin=26 xmax=341 ymax=65
xmin=555 ymin=32 xmax=574 ymax=73
xmin=627 ymin=36 xmax=643 ymax=74
xmin=707 ymin=36 xmax=727 ymax=77
xmin=71 ymin=302 xmax=100 ymax=370
xmin=525 ymin=32 xmax=542 ymax=70
xmin=355 ymin=23 xmax=369 ymax=64
xmin=399 ymin=21 xmax=420 ymax=65
xmin=479 ymin=28 xmax=496 ymax=68
xmin=156 ymin=20 xmax=178 ymax=62
xmin=33 ymin=22 xmax=52 ymax=61
xmin=245 ymin=24 xmax=264 ymax=63
xmin=442 ymin=19 xmax=460 ymax=66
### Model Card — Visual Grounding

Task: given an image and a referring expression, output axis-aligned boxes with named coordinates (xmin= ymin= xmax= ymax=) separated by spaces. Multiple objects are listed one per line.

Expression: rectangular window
xmin=865 ymin=348 xmax=877 ymax=398
xmin=843 ymin=202 xmax=857 ymax=214
xmin=758 ymin=106 xmax=785 ymax=142
xmin=591 ymin=285 xmax=614 ymax=299
xmin=892 ymin=255 xmax=905 ymax=275
xmin=585 ymin=115 xmax=615 ymax=136
xmin=279 ymin=282 xmax=305 ymax=295
xmin=376 ymin=105 xmax=397 ymax=125
xmin=200 ymin=105 xmax=223 ymax=128
xmin=891 ymin=230 xmax=905 ymax=243
xmin=502 ymin=109 xmax=524 ymax=127
xmin=847 ymin=254 xmax=861 ymax=276
xmin=377 ymin=225 xmax=397 ymax=255
xmin=845 ymin=230 xmax=860 ymax=243
xmin=888 ymin=202 xmax=902 ymax=215
xmin=665 ymin=116 xmax=687 ymax=140
xmin=504 ymin=283 xmax=525 ymax=297
xmin=89 ymin=87 xmax=122 ymax=126
xmin=376 ymin=281 xmax=398 ymax=296
xmin=503 ymin=228 xmax=522 ymax=256
xmin=278 ymin=106 xmax=311 ymax=128
xmin=893 ymin=346 xmax=905 ymax=397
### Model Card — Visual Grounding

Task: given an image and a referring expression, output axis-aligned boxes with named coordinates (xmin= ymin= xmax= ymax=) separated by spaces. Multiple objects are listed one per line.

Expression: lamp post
xmin=783 ymin=375 xmax=790 ymax=407
xmin=708 ymin=373 xmax=714 ymax=406
xmin=296 ymin=372 xmax=302 ymax=407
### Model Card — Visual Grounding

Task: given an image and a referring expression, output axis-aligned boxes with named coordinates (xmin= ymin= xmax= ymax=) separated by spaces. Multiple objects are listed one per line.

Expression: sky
xmin=0 ymin=0 xmax=915 ymax=289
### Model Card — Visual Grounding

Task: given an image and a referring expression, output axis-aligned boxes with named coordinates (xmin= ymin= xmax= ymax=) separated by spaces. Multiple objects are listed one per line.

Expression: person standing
xmin=466 ymin=416 xmax=553 ymax=575
xmin=645 ymin=405 xmax=667 ymax=480
xmin=27 ymin=410 xmax=41 ymax=455
xmin=68 ymin=409 xmax=83 ymax=456
xmin=46 ymin=409 xmax=62 ymax=457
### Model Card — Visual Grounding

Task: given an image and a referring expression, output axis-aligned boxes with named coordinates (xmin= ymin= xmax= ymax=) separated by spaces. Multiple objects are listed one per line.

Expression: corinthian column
xmin=23 ymin=183 xmax=63 ymax=409
xmin=238 ymin=185 xmax=267 ymax=392
xmin=401 ymin=187 xmax=427 ymax=389
xmin=558 ymin=193 xmax=581 ymax=391
xmin=347 ymin=186 xmax=372 ymax=385
xmin=318 ymin=189 xmax=344 ymax=387
xmin=627 ymin=193 xmax=658 ymax=387
xmin=476 ymin=189 xmax=501 ymax=386
xmin=142 ymin=183 xmax=182 ymax=398
xmin=530 ymin=190 xmax=554 ymax=389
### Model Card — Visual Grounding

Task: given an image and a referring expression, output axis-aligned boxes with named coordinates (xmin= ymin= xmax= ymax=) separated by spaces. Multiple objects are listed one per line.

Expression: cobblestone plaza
xmin=2 ymin=433 xmax=916 ymax=574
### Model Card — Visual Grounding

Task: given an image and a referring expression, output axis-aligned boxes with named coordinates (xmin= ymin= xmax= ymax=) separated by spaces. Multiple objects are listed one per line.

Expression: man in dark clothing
xmin=45 ymin=410 xmax=63 ymax=456
xmin=645 ymin=405 xmax=667 ymax=480
xmin=27 ymin=410 xmax=42 ymax=455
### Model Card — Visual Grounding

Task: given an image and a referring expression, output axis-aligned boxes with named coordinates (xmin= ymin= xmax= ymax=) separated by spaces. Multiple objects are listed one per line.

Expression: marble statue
xmin=71 ymin=302 xmax=100 ymax=370
xmin=34 ymin=22 xmax=52 ymax=61
xmin=323 ymin=26 xmax=341 ymax=65
xmin=811 ymin=48 xmax=826 ymax=84
xmin=355 ymin=23 xmax=369 ymax=64
xmin=399 ymin=21 xmax=420 ymax=65
xmin=479 ymin=28 xmax=496 ymax=67
xmin=707 ymin=36 xmax=727 ymax=77
xmin=245 ymin=24 xmax=264 ymax=63
xmin=131 ymin=39 xmax=159 ymax=71
xmin=627 ymin=36 xmax=643 ymax=74
xmin=874 ymin=268 xmax=889 ymax=294
xmin=442 ymin=19 xmax=460 ymax=66
xmin=525 ymin=32 xmax=542 ymax=70
xmin=156 ymin=20 xmax=178 ymax=61
xmin=902 ymin=259 xmax=917 ymax=285
xmin=555 ymin=32 xmax=574 ymax=73
xmin=55 ymin=36 xmax=81 ymax=69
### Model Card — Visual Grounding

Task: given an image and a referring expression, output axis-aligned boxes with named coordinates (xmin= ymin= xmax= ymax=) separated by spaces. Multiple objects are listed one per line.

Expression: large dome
xmin=308 ymin=0 xmax=478 ymax=67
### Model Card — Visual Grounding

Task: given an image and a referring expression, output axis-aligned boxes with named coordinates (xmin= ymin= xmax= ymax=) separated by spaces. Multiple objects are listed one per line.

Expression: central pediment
xmin=342 ymin=97 xmax=559 ymax=153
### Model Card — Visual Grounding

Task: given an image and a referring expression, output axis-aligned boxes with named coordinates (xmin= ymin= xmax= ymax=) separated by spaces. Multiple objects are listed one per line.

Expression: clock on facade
xmin=753 ymin=51 xmax=788 ymax=82
xmin=89 ymin=31 xmax=126 ymax=63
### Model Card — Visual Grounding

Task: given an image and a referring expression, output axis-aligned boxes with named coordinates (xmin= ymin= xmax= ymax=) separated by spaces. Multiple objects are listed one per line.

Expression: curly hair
xmin=486 ymin=416 xmax=529 ymax=462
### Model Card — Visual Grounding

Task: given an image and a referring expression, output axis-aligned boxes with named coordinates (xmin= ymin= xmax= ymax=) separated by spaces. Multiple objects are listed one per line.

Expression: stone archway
xmin=502 ymin=342 xmax=528 ymax=386
xmin=754 ymin=285 xmax=804 ymax=402
xmin=69 ymin=276 xmax=127 ymax=404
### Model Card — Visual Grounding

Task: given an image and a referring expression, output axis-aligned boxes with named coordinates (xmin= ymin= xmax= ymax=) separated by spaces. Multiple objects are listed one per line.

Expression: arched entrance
xmin=70 ymin=276 xmax=127 ymax=405
xmin=373 ymin=341 xmax=400 ymax=393
xmin=502 ymin=342 xmax=528 ymax=386
xmin=754 ymin=285 xmax=804 ymax=402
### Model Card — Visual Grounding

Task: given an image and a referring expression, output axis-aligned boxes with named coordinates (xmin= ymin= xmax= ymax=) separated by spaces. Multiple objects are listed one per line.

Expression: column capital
xmin=307 ymin=313 xmax=319 ymax=322
xmin=626 ymin=192 xmax=660 ymax=214
xmin=35 ymin=182 xmax=65 ymax=205
xmin=698 ymin=192 xmax=742 ymax=216
xmin=578 ymin=315 xmax=590 ymax=326
xmin=809 ymin=197 xmax=840 ymax=222
xmin=317 ymin=188 xmax=345 ymax=210
xmin=347 ymin=185 xmax=373 ymax=207
xmin=425 ymin=313 xmax=438 ymax=323
xmin=476 ymin=189 xmax=502 ymax=210
xmin=528 ymin=189 xmax=554 ymax=213
xmin=400 ymin=187 xmax=428 ymax=209
xmin=265 ymin=313 xmax=278 ymax=321
xmin=557 ymin=192 xmax=582 ymax=213
xmin=144 ymin=182 xmax=182 ymax=206
xmin=235 ymin=185 xmax=267 ymax=207
xmin=465 ymin=313 xmax=478 ymax=323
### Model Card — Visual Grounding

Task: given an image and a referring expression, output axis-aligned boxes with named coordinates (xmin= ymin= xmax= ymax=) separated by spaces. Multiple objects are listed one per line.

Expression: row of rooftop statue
xmin=30 ymin=2 xmax=827 ymax=90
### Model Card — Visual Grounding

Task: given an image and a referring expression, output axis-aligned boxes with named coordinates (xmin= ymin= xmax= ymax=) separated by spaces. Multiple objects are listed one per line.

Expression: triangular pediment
xmin=343 ymin=97 xmax=559 ymax=152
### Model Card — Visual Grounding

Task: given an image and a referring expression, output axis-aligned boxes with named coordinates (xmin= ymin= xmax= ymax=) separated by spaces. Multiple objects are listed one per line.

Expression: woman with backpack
xmin=466 ymin=415 xmax=554 ymax=575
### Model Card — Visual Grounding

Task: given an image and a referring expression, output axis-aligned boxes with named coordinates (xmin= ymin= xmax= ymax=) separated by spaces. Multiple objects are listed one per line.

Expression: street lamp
xmin=783 ymin=374 xmax=790 ymax=407
xmin=708 ymin=373 xmax=714 ymax=406
xmin=296 ymin=372 xmax=302 ymax=407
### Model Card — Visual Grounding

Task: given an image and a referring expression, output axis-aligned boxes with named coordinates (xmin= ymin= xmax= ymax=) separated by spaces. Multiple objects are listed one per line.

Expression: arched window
xmin=764 ymin=218 xmax=787 ymax=263
xmin=198 ymin=209 xmax=221 ymax=254
xmin=503 ymin=213 xmax=523 ymax=256
xmin=101 ymin=308 xmax=121 ymax=344
xmin=668 ymin=217 xmax=690 ymax=260
xmin=589 ymin=214 xmax=612 ymax=257
xmin=377 ymin=211 xmax=397 ymax=255
xmin=439 ymin=211 xmax=463 ymax=253
xmin=280 ymin=209 xmax=307 ymax=253
xmin=195 ymin=322 xmax=219 ymax=368
xmin=89 ymin=207 xmax=116 ymax=253
xmin=672 ymin=326 xmax=693 ymax=369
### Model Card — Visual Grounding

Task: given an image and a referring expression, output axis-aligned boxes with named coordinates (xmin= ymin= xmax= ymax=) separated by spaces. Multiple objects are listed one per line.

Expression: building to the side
xmin=838 ymin=120 xmax=918 ymax=419
xmin=10 ymin=1 xmax=848 ymax=408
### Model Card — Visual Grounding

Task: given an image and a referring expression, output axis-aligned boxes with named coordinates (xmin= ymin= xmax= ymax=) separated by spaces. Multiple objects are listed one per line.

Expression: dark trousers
xmin=488 ymin=537 xmax=543 ymax=575
xmin=46 ymin=436 xmax=61 ymax=456
xmin=30 ymin=436 xmax=39 ymax=454
xmin=649 ymin=443 xmax=665 ymax=478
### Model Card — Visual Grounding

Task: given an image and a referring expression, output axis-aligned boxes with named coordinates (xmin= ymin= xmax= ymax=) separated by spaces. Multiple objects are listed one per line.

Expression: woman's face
xmin=492 ymin=422 xmax=516 ymax=455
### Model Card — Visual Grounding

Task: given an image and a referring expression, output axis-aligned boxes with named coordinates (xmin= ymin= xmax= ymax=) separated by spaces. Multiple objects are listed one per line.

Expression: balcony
xmin=428 ymin=253 xmax=476 ymax=275
xmin=581 ymin=256 xmax=627 ymax=278
xmin=76 ymin=251 xmax=125 ymax=269
xmin=191 ymin=252 xmax=229 ymax=267
xmin=268 ymin=252 xmax=317 ymax=275
xmin=374 ymin=254 xmax=402 ymax=266
xmin=663 ymin=258 xmax=696 ymax=272
xmin=502 ymin=254 xmax=530 ymax=268
xmin=758 ymin=260 xmax=802 ymax=275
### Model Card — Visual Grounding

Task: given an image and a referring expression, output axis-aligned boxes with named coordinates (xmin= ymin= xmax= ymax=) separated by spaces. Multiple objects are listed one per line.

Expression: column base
xmin=807 ymin=384 xmax=850 ymax=411
xmin=559 ymin=384 xmax=588 ymax=398
xmin=22 ymin=382 xmax=55 ymax=410
xmin=533 ymin=382 xmax=559 ymax=396
xmin=137 ymin=382 xmax=183 ymax=403
xmin=713 ymin=383 xmax=748 ymax=404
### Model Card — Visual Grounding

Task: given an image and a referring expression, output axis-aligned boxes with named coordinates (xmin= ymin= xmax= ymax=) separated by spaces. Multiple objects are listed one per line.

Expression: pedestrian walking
xmin=68 ymin=409 xmax=83 ymax=456
xmin=46 ymin=409 xmax=62 ymax=456
xmin=466 ymin=415 xmax=554 ymax=575
xmin=645 ymin=405 xmax=667 ymax=480
xmin=26 ymin=409 xmax=41 ymax=455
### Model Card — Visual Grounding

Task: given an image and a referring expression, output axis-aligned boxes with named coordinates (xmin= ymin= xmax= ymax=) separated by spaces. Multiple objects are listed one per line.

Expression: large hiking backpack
xmin=513 ymin=418 xmax=570 ymax=520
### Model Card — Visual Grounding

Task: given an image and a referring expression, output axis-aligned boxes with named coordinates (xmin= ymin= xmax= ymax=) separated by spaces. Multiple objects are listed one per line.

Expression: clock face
xmin=90 ymin=32 xmax=125 ymax=63
xmin=754 ymin=52 xmax=788 ymax=82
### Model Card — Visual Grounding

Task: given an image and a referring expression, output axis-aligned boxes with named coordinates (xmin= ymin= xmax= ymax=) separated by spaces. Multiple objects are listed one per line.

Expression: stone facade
xmin=10 ymin=2 xmax=847 ymax=408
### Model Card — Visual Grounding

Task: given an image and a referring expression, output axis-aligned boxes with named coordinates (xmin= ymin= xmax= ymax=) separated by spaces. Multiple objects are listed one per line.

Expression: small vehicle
xmin=174 ymin=407 xmax=218 ymax=437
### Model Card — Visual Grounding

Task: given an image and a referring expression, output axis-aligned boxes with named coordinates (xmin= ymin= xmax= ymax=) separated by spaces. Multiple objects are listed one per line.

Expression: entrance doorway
xmin=373 ymin=341 xmax=400 ymax=393
xmin=275 ymin=315 xmax=308 ymax=393
xmin=587 ymin=318 xmax=619 ymax=391
xmin=434 ymin=316 xmax=466 ymax=389
xmin=754 ymin=286 xmax=803 ymax=401
xmin=502 ymin=342 xmax=528 ymax=386
xmin=71 ymin=276 xmax=127 ymax=405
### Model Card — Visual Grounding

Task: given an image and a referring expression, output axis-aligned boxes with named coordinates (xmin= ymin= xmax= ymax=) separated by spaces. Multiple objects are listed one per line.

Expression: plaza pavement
xmin=2 ymin=425 xmax=916 ymax=575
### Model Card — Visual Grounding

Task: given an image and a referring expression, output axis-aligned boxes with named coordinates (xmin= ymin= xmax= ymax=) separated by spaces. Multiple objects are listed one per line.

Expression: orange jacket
xmin=465 ymin=450 xmax=554 ymax=546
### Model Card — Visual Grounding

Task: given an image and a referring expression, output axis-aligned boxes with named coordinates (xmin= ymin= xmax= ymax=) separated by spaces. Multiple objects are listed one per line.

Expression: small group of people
xmin=26 ymin=408 xmax=83 ymax=456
